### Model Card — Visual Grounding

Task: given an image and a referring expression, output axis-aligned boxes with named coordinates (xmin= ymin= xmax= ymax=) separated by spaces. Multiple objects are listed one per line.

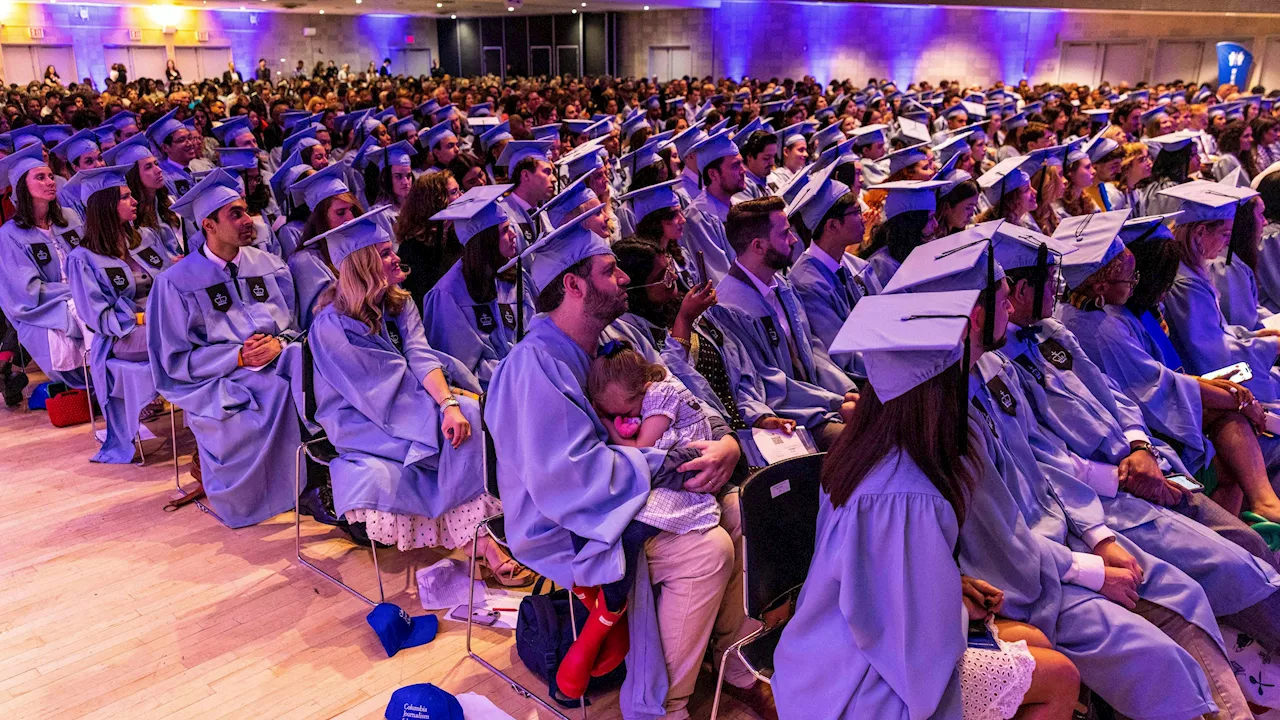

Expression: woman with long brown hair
xmin=308 ymin=207 xmax=529 ymax=584
xmin=396 ymin=170 xmax=463 ymax=306
xmin=67 ymin=165 xmax=169 ymax=463
xmin=286 ymin=162 xmax=364 ymax=328
xmin=106 ymin=131 xmax=184 ymax=259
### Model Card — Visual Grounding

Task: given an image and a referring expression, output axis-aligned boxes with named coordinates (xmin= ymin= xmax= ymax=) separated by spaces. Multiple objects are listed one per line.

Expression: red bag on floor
xmin=45 ymin=385 xmax=92 ymax=427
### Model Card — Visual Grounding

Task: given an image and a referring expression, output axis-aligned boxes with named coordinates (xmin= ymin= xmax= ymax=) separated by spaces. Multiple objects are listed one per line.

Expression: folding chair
xmin=293 ymin=334 xmax=385 ymax=607
xmin=464 ymin=393 xmax=586 ymax=720
xmin=710 ymin=452 xmax=824 ymax=720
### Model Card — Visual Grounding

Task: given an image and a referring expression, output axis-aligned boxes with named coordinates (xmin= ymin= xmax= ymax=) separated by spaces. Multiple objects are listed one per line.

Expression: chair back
xmin=479 ymin=391 xmax=499 ymax=499
xmin=298 ymin=333 xmax=327 ymax=443
xmin=739 ymin=453 xmax=824 ymax=620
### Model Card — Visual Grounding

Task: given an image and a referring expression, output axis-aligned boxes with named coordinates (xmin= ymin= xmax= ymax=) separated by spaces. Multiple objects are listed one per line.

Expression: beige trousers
xmin=645 ymin=489 xmax=759 ymax=720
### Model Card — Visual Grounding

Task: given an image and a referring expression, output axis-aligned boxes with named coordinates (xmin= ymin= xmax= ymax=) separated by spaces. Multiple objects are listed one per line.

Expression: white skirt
xmin=959 ymin=620 xmax=1037 ymax=720
xmin=344 ymin=493 xmax=501 ymax=552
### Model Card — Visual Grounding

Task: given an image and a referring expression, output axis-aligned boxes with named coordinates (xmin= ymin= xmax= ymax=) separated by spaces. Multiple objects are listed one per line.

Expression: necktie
xmin=835 ymin=265 xmax=857 ymax=307
xmin=1015 ymin=324 xmax=1042 ymax=342
xmin=227 ymin=261 xmax=242 ymax=299
xmin=774 ymin=288 xmax=808 ymax=383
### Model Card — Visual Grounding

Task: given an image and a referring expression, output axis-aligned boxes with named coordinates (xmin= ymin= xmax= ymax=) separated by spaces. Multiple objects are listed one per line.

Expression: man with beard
xmin=485 ymin=206 xmax=776 ymax=720
xmin=680 ymin=130 xmax=747 ymax=284
xmin=713 ymin=197 xmax=855 ymax=450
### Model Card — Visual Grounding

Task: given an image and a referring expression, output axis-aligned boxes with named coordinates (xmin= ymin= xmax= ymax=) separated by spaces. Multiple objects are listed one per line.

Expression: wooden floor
xmin=0 ymin=383 xmax=760 ymax=720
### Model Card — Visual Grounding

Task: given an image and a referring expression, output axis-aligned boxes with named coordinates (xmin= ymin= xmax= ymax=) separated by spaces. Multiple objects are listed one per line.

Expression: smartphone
xmin=1202 ymin=361 xmax=1253 ymax=384
xmin=1166 ymin=474 xmax=1204 ymax=494
xmin=696 ymin=251 xmax=708 ymax=286
xmin=448 ymin=606 xmax=499 ymax=626
xmin=967 ymin=622 xmax=1000 ymax=651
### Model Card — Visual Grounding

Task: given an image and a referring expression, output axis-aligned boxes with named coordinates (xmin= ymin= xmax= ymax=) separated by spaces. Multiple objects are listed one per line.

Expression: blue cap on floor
xmin=367 ymin=603 xmax=439 ymax=658
xmin=384 ymin=683 xmax=464 ymax=720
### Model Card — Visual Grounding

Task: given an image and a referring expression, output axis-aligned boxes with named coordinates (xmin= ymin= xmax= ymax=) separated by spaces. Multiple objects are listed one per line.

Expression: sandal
xmin=474 ymin=554 xmax=536 ymax=587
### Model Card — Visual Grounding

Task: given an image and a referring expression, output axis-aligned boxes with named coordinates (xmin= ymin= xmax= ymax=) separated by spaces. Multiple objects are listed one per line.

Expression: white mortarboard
xmin=429 ymin=184 xmax=512 ymax=245
xmin=896 ymin=116 xmax=932 ymax=146
xmin=418 ymin=119 xmax=457 ymax=151
xmin=619 ymin=179 xmax=682 ymax=225
xmin=787 ymin=163 xmax=850 ymax=232
xmin=961 ymin=100 xmax=987 ymax=118
xmin=884 ymin=142 xmax=931 ymax=176
xmin=777 ymin=167 xmax=812 ymax=205
xmin=497 ymin=140 xmax=553 ymax=176
xmin=1052 ymin=209 xmax=1133 ymax=290
xmin=539 ymin=174 xmax=598 ymax=229
xmin=978 ymin=154 xmax=1032 ymax=205
xmin=776 ymin=120 xmax=816 ymax=150
xmin=828 ymin=289 xmax=981 ymax=402
xmin=289 ymin=161 xmax=349 ymax=210
xmin=1158 ymin=179 xmax=1259 ymax=224
xmin=1142 ymin=130 xmax=1197 ymax=159
xmin=931 ymin=131 xmax=973 ymax=168
xmin=1083 ymin=108 xmax=1112 ymax=125
xmin=811 ymin=123 xmax=846 ymax=152
xmin=498 ymin=203 xmax=612 ymax=294
xmin=74 ymin=164 xmax=132 ymax=204
xmin=584 ymin=117 xmax=615 ymax=140
xmin=932 ymin=152 xmax=971 ymax=196
xmin=51 ymin=129 xmax=99 ymax=164
xmin=311 ymin=205 xmax=394 ymax=269
xmin=215 ymin=147 xmax=259 ymax=172
xmin=1083 ymin=132 xmax=1120 ymax=164
xmin=0 ymin=143 xmax=46 ymax=190
xmin=1120 ymin=213 xmax=1181 ymax=244
xmin=686 ymin=130 xmax=739 ymax=167
xmin=872 ymin=179 xmax=947 ymax=221
xmin=1252 ymin=161 xmax=1280 ymax=190
xmin=671 ymin=122 xmax=707 ymax=159
xmin=477 ymin=120 xmax=512 ymax=154
xmin=882 ymin=220 xmax=1006 ymax=295
xmin=368 ymin=140 xmax=417 ymax=169
xmin=145 ymin=108 xmax=194 ymax=147
xmin=170 ymin=168 xmax=242 ymax=225
xmin=851 ymin=123 xmax=889 ymax=148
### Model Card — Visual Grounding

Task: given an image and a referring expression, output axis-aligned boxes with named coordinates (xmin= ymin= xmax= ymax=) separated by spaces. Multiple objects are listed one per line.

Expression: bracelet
xmin=440 ymin=395 xmax=460 ymax=411
xmin=1130 ymin=441 xmax=1158 ymax=459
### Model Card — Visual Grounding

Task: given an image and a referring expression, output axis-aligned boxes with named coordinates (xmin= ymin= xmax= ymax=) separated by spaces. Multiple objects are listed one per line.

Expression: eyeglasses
xmin=1114 ymin=270 xmax=1141 ymax=286
xmin=629 ymin=263 xmax=678 ymax=291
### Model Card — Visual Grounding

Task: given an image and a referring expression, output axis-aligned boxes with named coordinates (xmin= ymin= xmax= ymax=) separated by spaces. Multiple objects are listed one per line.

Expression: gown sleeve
xmin=67 ymin=252 xmax=136 ymax=339
xmin=0 ymin=229 xmax=74 ymax=332
xmin=422 ymin=285 xmax=497 ymax=388
xmin=398 ymin=300 xmax=482 ymax=395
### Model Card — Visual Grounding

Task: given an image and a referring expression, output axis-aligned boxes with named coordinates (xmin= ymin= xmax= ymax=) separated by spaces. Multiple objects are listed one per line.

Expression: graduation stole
xmin=104 ymin=267 xmax=130 ymax=292
xmin=472 ymin=304 xmax=498 ymax=333
xmin=385 ymin=317 xmax=404 ymax=352
xmin=137 ymin=247 xmax=165 ymax=270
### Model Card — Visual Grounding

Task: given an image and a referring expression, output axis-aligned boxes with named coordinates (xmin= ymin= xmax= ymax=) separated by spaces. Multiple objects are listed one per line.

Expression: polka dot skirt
xmin=344 ymin=493 xmax=502 ymax=552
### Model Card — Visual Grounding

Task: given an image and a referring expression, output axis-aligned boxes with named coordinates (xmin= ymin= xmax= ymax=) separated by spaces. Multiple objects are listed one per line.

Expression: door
xmin=648 ymin=45 xmax=692 ymax=82
xmin=1 ymin=46 xmax=39 ymax=86
xmin=1059 ymin=43 xmax=1099 ymax=85
xmin=391 ymin=48 xmax=433 ymax=77
xmin=1154 ymin=40 xmax=1205 ymax=84
xmin=669 ymin=47 xmax=691 ymax=80
xmin=530 ymin=46 xmax=551 ymax=77
xmin=2 ymin=45 xmax=76 ymax=86
xmin=482 ymin=47 xmax=504 ymax=79
xmin=557 ymin=45 xmax=579 ymax=77
xmin=104 ymin=46 xmax=168 ymax=82
xmin=1100 ymin=42 xmax=1147 ymax=86
xmin=175 ymin=46 xmax=232 ymax=83
xmin=1259 ymin=38 xmax=1280 ymax=95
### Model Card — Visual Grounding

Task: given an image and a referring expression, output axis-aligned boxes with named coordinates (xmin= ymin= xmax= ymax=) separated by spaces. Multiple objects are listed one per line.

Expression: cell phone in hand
xmin=1165 ymin=474 xmax=1204 ymax=494
xmin=1202 ymin=361 xmax=1253 ymax=384
xmin=967 ymin=621 xmax=1000 ymax=650
xmin=696 ymin=251 xmax=708 ymax=286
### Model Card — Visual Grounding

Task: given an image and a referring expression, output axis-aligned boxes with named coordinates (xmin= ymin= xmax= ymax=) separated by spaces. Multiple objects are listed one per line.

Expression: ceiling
xmin=167 ymin=0 xmax=717 ymax=17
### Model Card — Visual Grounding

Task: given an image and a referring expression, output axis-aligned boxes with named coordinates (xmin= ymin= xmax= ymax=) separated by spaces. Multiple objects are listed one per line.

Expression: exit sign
xmin=405 ymin=35 xmax=414 ymax=44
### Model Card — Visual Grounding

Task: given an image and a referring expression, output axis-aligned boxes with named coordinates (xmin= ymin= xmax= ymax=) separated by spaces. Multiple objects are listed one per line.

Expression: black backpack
xmin=515 ymin=578 xmax=627 ymax=707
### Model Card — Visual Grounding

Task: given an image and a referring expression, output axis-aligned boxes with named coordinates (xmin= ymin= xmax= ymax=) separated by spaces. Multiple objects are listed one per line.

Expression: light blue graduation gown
xmin=965 ymin=358 xmax=1219 ymax=719
xmin=286 ymin=246 xmax=336 ymax=330
xmin=146 ymin=247 xmax=302 ymax=528
xmin=1137 ymin=178 xmax=1185 ymax=219
xmin=730 ymin=171 xmax=770 ymax=204
xmin=790 ymin=245 xmax=880 ymax=377
xmin=1002 ymin=321 xmax=1280 ymax=619
xmin=66 ymin=239 xmax=173 ymax=463
xmin=713 ymin=266 xmax=851 ymax=429
xmin=865 ymin=246 xmax=900 ymax=289
xmin=1255 ymin=222 xmax=1280 ymax=314
xmin=1208 ymin=255 xmax=1272 ymax=330
xmin=309 ymin=302 xmax=484 ymax=519
xmin=140 ymin=215 xmax=184 ymax=259
xmin=159 ymin=157 xmax=194 ymax=200
xmin=186 ymin=215 xmax=281 ymax=259
xmin=498 ymin=195 xmax=541 ymax=251
xmin=57 ymin=181 xmax=84 ymax=220
xmin=679 ymin=190 xmax=734 ymax=284
xmin=485 ymin=314 xmax=670 ymax=719
xmin=674 ymin=170 xmax=699 ymax=209
xmin=0 ymin=217 xmax=86 ymax=387
xmin=773 ymin=454 xmax=965 ymax=720
xmin=422 ymin=261 xmax=532 ymax=390
xmin=277 ymin=221 xmax=305 ymax=259
xmin=1164 ymin=262 xmax=1280 ymax=402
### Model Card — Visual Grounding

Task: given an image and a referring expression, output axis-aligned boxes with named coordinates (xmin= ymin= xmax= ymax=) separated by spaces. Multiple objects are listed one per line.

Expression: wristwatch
xmin=1130 ymin=441 xmax=1158 ymax=459
xmin=440 ymin=395 xmax=460 ymax=411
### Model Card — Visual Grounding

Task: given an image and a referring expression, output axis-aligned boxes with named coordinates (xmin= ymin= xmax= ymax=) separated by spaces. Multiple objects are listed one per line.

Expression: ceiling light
xmin=239 ymin=5 xmax=245 ymax=9
xmin=450 ymin=13 xmax=456 ymax=18
xmin=643 ymin=4 xmax=648 ymax=8
xmin=506 ymin=5 xmax=513 ymax=9
xmin=318 ymin=8 xmax=324 ymax=12
xmin=571 ymin=7 xmax=576 ymax=11
xmin=436 ymin=2 xmax=442 ymax=6
xmin=581 ymin=2 xmax=586 ymax=6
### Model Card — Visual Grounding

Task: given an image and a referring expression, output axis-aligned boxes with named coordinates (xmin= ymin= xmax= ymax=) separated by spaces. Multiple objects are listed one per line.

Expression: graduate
xmin=495 ymin=140 xmax=555 ymax=250
xmin=105 ymin=132 xmax=184 ymax=259
xmin=1138 ymin=132 xmax=1200 ymax=217
xmin=484 ymin=209 xmax=763 ymax=720
xmin=210 ymin=115 xmax=259 ymax=150
xmin=422 ymin=185 xmax=533 ymax=389
xmin=860 ymin=180 xmax=947 ymax=287
xmin=287 ymin=162 xmax=364 ymax=328
xmin=67 ymin=165 xmax=171 ymax=464
xmin=0 ymin=143 xmax=86 ymax=388
xmin=145 ymin=107 xmax=198 ymax=200
xmin=713 ymin=196 xmax=853 ymax=449
xmin=209 ymin=147 xmax=282 ymax=257
xmin=731 ymin=129 xmax=776 ymax=203
xmin=270 ymin=150 xmax=314 ymax=259
xmin=774 ymin=289 xmax=1078 ymax=720
xmin=883 ymin=229 xmax=1230 ymax=720
xmin=766 ymin=121 xmax=811 ymax=193
xmin=1207 ymin=193 xmax=1272 ymax=330
xmin=361 ymin=140 xmax=415 ymax=226
xmin=787 ymin=163 xmax=880 ymax=378
xmin=147 ymin=168 xmax=302 ymax=528
xmin=417 ymin=119 xmax=460 ymax=177
xmin=52 ymin=129 xmax=105 ymax=217
xmin=679 ymin=130 xmax=744 ymax=284
xmin=305 ymin=208 xmax=522 ymax=577
xmin=670 ymin=122 xmax=706 ymax=206
xmin=1253 ymin=169 xmax=1280 ymax=314
xmin=1159 ymin=181 xmax=1280 ymax=402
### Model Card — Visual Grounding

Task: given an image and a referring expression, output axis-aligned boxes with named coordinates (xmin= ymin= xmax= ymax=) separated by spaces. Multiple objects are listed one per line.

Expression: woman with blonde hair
xmin=1029 ymin=163 xmax=1066 ymax=235
xmin=308 ymin=207 xmax=529 ymax=584
xmin=1103 ymin=142 xmax=1153 ymax=214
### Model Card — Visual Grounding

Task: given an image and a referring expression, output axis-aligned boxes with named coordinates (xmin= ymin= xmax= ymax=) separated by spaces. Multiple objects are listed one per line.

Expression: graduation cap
xmin=105 ymin=110 xmax=139 ymax=135
xmin=0 ymin=143 xmax=46 ymax=191
xmin=349 ymin=135 xmax=382 ymax=171
xmin=621 ymin=114 xmax=650 ymax=142
xmin=415 ymin=99 xmax=440 ymax=119
xmin=897 ymin=116 xmax=932 ymax=146
xmin=419 ymin=119 xmax=457 ymax=152
xmin=91 ymin=124 xmax=118 ymax=145
xmin=50 ymin=129 xmax=99 ymax=164
xmin=558 ymin=140 xmax=608 ymax=183
xmin=281 ymin=127 xmax=320 ymax=161
xmin=539 ymin=174 xmax=598 ymax=230
xmin=872 ymin=179 xmax=947 ymax=221
xmin=1003 ymin=111 xmax=1029 ymax=131
xmin=211 ymin=116 xmax=256 ymax=146
xmin=1157 ymin=179 xmax=1258 ymax=224
xmin=429 ymin=184 xmax=512 ymax=245
xmin=666 ymin=97 xmax=687 ymax=111
xmin=1052 ymin=209 xmax=1133 ymax=290
xmin=760 ymin=98 xmax=791 ymax=117
xmin=290 ymin=161 xmax=349 ymax=211
xmin=731 ymin=117 xmax=767 ymax=149
xmin=851 ymin=123 xmax=889 ymax=148
xmin=285 ymin=112 xmax=326 ymax=137
xmin=562 ymin=119 xmax=595 ymax=136
xmin=1120 ymin=212 xmax=1180 ymax=245
xmin=1083 ymin=132 xmax=1121 ymax=164
xmin=72 ymin=164 xmax=132 ymax=205
xmin=1142 ymin=130 xmax=1197 ymax=159
xmin=170 ymin=167 xmax=242 ymax=225
xmin=1083 ymin=108 xmax=1112 ymax=126
xmin=477 ymin=120 xmax=513 ymax=154
xmin=532 ymin=123 xmax=562 ymax=143
xmin=671 ymin=122 xmax=707 ymax=160
xmin=777 ymin=166 xmax=812 ymax=205
xmin=931 ymin=131 xmax=973 ymax=168
xmin=145 ymin=108 xmax=193 ymax=147
xmin=686 ymin=130 xmax=739 ymax=167
xmin=811 ymin=123 xmax=847 ymax=153
xmin=102 ymin=132 xmax=154 ymax=167
xmin=215 ymin=147 xmax=259 ymax=172
xmin=310 ymin=205 xmax=395 ymax=269
xmin=883 ymin=220 xmax=1006 ymax=295
xmin=787 ymin=163 xmax=850 ymax=232
xmin=776 ymin=120 xmax=816 ymax=154
xmin=978 ymin=154 xmax=1034 ymax=206
xmin=992 ymin=220 xmax=1072 ymax=317
xmin=1123 ymin=89 xmax=1151 ymax=104
xmin=497 ymin=140 xmax=553 ymax=177
xmin=584 ymin=116 xmax=615 ymax=141
xmin=620 ymin=140 xmax=665 ymax=179
xmin=499 ymin=203 xmax=612 ymax=294
xmin=467 ymin=102 xmax=493 ymax=118
xmin=367 ymin=140 xmax=417 ymax=169
xmin=942 ymin=104 xmax=970 ymax=121
xmin=1139 ymin=105 xmax=1169 ymax=127
xmin=269 ymin=152 xmax=310 ymax=210
xmin=884 ymin=142 xmax=931 ymax=176
xmin=388 ymin=115 xmax=419 ymax=142
xmin=373 ymin=107 xmax=398 ymax=126
xmin=619 ymin=179 xmax=682 ymax=226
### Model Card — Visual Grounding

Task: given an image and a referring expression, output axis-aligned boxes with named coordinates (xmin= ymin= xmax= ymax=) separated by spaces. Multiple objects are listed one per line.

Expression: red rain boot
xmin=555 ymin=601 xmax=626 ymax=699
xmin=591 ymin=610 xmax=629 ymax=676
xmin=571 ymin=585 xmax=599 ymax=610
